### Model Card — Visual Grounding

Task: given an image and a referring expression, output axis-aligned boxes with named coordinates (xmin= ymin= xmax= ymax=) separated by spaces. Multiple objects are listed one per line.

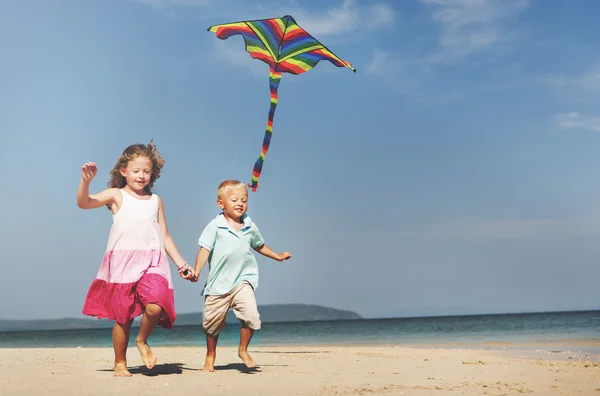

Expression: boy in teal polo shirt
xmin=191 ymin=180 xmax=291 ymax=372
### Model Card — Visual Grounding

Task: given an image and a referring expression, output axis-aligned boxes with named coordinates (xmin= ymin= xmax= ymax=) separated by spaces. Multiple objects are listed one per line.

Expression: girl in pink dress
xmin=77 ymin=141 xmax=194 ymax=377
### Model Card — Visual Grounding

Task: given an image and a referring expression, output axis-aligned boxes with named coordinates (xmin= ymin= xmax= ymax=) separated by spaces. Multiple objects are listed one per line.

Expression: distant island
xmin=0 ymin=304 xmax=363 ymax=332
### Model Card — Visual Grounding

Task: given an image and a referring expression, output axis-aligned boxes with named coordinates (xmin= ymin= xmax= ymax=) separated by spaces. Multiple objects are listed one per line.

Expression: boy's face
xmin=217 ymin=185 xmax=248 ymax=221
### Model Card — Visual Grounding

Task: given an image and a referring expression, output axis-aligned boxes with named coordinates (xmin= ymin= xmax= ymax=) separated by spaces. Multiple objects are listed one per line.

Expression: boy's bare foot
xmin=135 ymin=340 xmax=157 ymax=369
xmin=203 ymin=354 xmax=216 ymax=372
xmin=238 ymin=350 xmax=256 ymax=368
xmin=114 ymin=361 xmax=132 ymax=377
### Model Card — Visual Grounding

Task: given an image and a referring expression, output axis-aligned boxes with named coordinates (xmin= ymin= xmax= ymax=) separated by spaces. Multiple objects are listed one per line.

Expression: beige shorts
xmin=203 ymin=281 xmax=261 ymax=337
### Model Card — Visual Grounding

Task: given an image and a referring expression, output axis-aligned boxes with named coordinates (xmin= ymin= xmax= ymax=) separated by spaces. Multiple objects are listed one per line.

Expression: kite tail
xmin=249 ymin=67 xmax=282 ymax=192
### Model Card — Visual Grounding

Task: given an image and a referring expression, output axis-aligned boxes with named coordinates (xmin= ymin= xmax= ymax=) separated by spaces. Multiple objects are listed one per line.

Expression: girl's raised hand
xmin=81 ymin=162 xmax=98 ymax=184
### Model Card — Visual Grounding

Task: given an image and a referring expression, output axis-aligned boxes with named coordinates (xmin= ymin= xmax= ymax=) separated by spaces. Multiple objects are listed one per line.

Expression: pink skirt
xmin=82 ymin=272 xmax=176 ymax=329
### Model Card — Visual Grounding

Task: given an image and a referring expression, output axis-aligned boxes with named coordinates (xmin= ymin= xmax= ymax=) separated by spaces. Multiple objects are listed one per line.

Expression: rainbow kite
xmin=208 ymin=15 xmax=355 ymax=191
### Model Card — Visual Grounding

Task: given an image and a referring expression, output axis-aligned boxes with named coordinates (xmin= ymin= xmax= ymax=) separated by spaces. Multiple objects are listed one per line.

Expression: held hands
xmin=81 ymin=162 xmax=98 ymax=184
xmin=177 ymin=262 xmax=201 ymax=283
xmin=190 ymin=272 xmax=200 ymax=283
xmin=178 ymin=263 xmax=195 ymax=281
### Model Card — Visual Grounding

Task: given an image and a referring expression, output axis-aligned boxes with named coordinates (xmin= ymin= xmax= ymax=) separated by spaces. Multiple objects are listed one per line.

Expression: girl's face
xmin=120 ymin=156 xmax=153 ymax=193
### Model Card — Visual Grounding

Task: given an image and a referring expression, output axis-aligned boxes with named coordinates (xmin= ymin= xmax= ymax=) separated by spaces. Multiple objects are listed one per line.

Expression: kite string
xmin=229 ymin=137 xmax=244 ymax=176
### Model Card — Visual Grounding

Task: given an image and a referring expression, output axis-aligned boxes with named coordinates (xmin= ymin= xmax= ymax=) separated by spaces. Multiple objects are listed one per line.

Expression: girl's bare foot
xmin=238 ymin=350 xmax=256 ymax=368
xmin=114 ymin=361 xmax=132 ymax=377
xmin=135 ymin=340 xmax=157 ymax=369
xmin=203 ymin=354 xmax=216 ymax=372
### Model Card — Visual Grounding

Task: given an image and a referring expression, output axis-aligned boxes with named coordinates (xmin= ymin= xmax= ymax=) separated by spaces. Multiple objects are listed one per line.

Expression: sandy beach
xmin=1 ymin=344 xmax=598 ymax=395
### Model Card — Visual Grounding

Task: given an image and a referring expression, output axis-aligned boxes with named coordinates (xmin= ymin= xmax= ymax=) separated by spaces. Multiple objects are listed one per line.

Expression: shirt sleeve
xmin=250 ymin=224 xmax=265 ymax=249
xmin=198 ymin=221 xmax=217 ymax=252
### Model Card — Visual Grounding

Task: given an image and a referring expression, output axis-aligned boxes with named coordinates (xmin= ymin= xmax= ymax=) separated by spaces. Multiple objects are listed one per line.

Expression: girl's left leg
xmin=113 ymin=319 xmax=134 ymax=377
xmin=135 ymin=303 xmax=162 ymax=369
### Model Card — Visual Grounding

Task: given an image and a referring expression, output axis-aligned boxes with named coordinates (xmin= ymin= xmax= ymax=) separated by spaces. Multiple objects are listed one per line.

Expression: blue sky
xmin=1 ymin=0 xmax=600 ymax=320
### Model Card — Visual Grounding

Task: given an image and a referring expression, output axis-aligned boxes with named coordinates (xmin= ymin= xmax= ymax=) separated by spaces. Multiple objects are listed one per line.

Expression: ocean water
xmin=1 ymin=310 xmax=599 ymax=351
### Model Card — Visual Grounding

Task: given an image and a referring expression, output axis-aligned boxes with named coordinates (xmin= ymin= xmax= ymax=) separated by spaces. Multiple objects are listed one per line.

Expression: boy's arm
xmin=254 ymin=244 xmax=291 ymax=262
xmin=191 ymin=247 xmax=211 ymax=282
xmin=192 ymin=221 xmax=217 ymax=282
xmin=250 ymin=224 xmax=291 ymax=262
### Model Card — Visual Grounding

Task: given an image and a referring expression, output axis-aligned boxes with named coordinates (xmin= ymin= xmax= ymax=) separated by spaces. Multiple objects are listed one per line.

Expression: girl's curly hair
xmin=106 ymin=140 xmax=165 ymax=209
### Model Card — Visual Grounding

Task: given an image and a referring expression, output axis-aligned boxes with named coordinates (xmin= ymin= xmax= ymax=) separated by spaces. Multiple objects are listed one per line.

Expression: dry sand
xmin=1 ymin=345 xmax=599 ymax=395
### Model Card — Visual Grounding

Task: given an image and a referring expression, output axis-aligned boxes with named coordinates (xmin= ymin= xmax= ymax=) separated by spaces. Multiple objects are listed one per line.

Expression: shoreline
xmin=2 ymin=336 xmax=600 ymax=351
xmin=3 ymin=341 xmax=600 ymax=362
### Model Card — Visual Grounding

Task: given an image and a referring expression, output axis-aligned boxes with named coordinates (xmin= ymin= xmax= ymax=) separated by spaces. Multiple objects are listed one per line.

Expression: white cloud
xmin=580 ymin=64 xmax=600 ymax=90
xmin=263 ymin=0 xmax=395 ymax=37
xmin=557 ymin=112 xmax=600 ymax=133
xmin=364 ymin=48 xmax=418 ymax=96
xmin=540 ymin=63 xmax=600 ymax=93
xmin=133 ymin=0 xmax=395 ymax=34
xmin=365 ymin=48 xmax=399 ymax=77
xmin=210 ymin=40 xmax=266 ymax=76
xmin=131 ymin=0 xmax=215 ymax=7
xmin=363 ymin=48 xmax=461 ymax=103
xmin=367 ymin=4 xmax=396 ymax=28
xmin=444 ymin=219 xmax=557 ymax=239
xmin=420 ymin=0 xmax=530 ymax=62
xmin=393 ymin=214 xmax=600 ymax=240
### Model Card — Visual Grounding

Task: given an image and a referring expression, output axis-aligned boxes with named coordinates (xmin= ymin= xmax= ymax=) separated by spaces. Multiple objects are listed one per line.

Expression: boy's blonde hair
xmin=217 ymin=180 xmax=247 ymax=199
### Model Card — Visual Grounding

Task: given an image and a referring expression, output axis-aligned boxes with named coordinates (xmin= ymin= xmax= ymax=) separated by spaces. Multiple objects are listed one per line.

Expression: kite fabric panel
xmin=208 ymin=15 xmax=355 ymax=191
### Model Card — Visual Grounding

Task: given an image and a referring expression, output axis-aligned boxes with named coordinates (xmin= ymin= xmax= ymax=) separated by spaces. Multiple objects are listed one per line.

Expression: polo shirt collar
xmin=215 ymin=212 xmax=253 ymax=230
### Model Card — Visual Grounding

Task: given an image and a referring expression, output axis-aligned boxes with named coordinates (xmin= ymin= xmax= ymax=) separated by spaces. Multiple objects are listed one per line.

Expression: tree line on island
xmin=0 ymin=304 xmax=363 ymax=332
